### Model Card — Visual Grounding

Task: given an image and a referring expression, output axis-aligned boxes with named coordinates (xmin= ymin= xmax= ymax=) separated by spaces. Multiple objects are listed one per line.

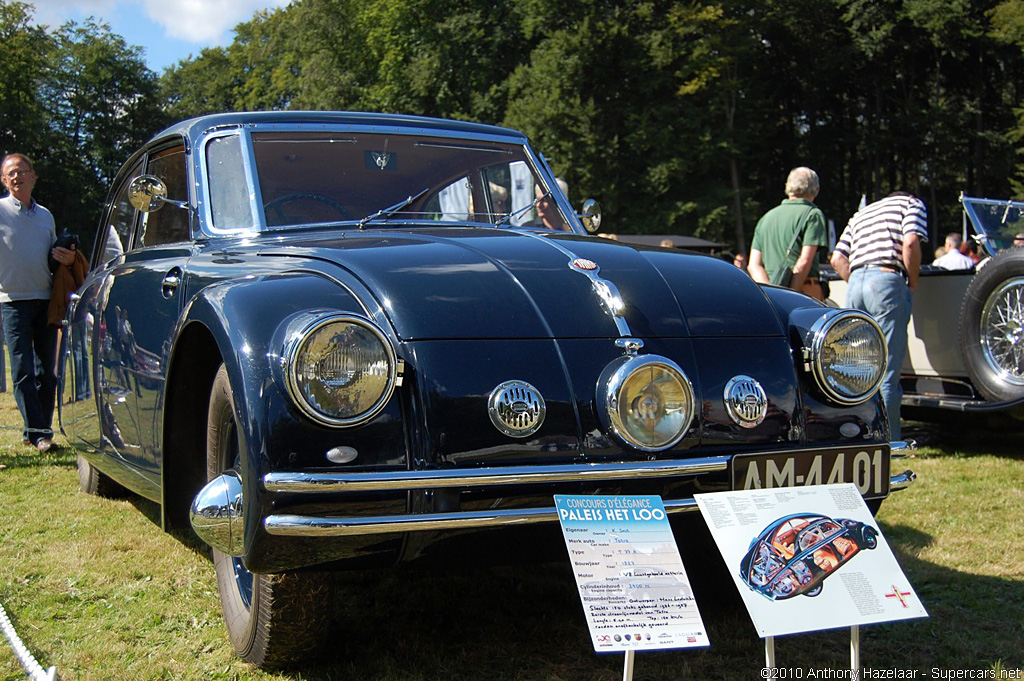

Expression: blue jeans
xmin=846 ymin=268 xmax=912 ymax=441
xmin=2 ymin=300 xmax=58 ymax=444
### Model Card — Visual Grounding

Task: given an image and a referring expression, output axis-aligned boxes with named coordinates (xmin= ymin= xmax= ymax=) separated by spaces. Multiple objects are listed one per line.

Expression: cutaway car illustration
xmin=739 ymin=513 xmax=878 ymax=600
xmin=58 ymin=111 xmax=913 ymax=668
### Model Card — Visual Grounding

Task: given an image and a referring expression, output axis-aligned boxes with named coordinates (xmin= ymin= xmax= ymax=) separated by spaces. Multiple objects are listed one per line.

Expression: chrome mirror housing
xmin=128 ymin=174 xmax=189 ymax=212
xmin=579 ymin=199 xmax=602 ymax=233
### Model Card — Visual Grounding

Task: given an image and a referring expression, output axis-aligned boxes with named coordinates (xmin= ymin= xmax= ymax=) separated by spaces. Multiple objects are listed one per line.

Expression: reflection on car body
xmin=740 ymin=513 xmax=878 ymax=600
xmin=58 ymin=111 xmax=912 ymax=669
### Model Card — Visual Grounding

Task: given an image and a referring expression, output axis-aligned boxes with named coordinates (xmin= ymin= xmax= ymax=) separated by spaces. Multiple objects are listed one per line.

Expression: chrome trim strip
xmin=513 ymin=230 xmax=632 ymax=337
xmin=263 ymin=498 xmax=700 ymax=537
xmin=889 ymin=469 xmax=916 ymax=492
xmin=889 ymin=439 xmax=917 ymax=455
xmin=263 ymin=456 xmax=731 ymax=493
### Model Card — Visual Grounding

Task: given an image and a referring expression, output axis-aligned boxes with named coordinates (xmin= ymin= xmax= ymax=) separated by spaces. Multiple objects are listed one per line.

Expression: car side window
xmin=97 ymin=158 xmax=144 ymax=264
xmin=139 ymin=145 xmax=190 ymax=247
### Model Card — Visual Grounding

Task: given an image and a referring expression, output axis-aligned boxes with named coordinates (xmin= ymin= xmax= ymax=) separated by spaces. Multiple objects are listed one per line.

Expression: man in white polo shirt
xmin=0 ymin=153 xmax=76 ymax=452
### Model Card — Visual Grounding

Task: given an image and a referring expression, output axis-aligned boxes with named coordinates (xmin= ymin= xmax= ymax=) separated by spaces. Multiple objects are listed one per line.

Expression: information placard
xmin=694 ymin=484 xmax=927 ymax=638
xmin=554 ymin=495 xmax=709 ymax=652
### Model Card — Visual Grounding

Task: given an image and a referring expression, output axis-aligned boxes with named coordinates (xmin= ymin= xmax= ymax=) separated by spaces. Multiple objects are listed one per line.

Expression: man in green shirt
xmin=748 ymin=167 xmax=828 ymax=300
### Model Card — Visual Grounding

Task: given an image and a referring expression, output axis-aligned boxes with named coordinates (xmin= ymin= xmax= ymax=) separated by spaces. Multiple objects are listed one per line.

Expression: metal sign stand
xmin=765 ymin=627 xmax=860 ymax=673
xmin=622 ymin=650 xmax=635 ymax=681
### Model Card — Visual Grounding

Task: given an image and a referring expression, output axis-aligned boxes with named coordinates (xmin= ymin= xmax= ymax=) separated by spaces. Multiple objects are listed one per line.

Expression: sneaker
xmin=36 ymin=438 xmax=52 ymax=453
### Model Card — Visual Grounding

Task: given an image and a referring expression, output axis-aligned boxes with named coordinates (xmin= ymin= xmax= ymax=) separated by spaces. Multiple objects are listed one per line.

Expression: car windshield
xmin=205 ymin=130 xmax=571 ymax=233
xmin=961 ymin=195 xmax=1024 ymax=256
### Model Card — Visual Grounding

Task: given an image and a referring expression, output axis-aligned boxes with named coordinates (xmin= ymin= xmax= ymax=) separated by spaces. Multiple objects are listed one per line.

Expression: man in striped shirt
xmin=830 ymin=192 xmax=928 ymax=441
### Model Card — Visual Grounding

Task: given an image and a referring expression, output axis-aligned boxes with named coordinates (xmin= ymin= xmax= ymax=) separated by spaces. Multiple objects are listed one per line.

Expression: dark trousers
xmin=2 ymin=300 xmax=57 ymax=444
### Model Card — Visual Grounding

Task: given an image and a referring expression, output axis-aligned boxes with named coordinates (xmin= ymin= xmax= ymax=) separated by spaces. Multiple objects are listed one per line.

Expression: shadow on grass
xmin=0 ymin=443 xmax=76 ymax=470
xmin=903 ymin=413 xmax=1023 ymax=459
xmin=264 ymin=518 xmax=1021 ymax=680
xmin=125 ymin=493 xmax=215 ymax=562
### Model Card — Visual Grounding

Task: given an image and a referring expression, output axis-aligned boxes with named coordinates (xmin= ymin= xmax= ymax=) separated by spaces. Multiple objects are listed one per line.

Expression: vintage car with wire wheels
xmin=827 ymin=194 xmax=1024 ymax=419
xmin=59 ymin=111 xmax=914 ymax=669
xmin=739 ymin=513 xmax=878 ymax=600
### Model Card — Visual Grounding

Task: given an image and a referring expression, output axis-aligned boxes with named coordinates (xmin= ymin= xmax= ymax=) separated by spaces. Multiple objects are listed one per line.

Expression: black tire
xmin=207 ymin=364 xmax=332 ymax=669
xmin=959 ymin=249 xmax=1024 ymax=402
xmin=861 ymin=526 xmax=878 ymax=550
xmin=805 ymin=584 xmax=823 ymax=597
xmin=77 ymin=453 xmax=127 ymax=498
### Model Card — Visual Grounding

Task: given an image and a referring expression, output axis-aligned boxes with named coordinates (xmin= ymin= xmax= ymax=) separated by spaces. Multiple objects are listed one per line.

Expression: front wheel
xmin=207 ymin=364 xmax=332 ymax=669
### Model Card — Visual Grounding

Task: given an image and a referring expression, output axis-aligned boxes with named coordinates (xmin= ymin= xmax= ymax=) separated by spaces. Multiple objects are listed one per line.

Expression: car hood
xmin=260 ymin=228 xmax=783 ymax=340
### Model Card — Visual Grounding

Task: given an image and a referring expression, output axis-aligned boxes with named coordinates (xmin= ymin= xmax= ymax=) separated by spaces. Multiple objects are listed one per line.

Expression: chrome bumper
xmin=257 ymin=443 xmax=917 ymax=538
xmin=889 ymin=439 xmax=918 ymax=493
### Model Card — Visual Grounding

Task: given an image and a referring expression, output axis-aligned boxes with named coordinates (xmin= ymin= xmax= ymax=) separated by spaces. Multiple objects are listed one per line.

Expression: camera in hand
xmin=55 ymin=229 xmax=81 ymax=250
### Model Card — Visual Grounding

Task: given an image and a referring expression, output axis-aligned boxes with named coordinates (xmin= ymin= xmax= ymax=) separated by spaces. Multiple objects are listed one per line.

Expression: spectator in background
xmin=748 ymin=167 xmax=828 ymax=300
xmin=0 ymin=153 xmax=77 ymax=453
xmin=1014 ymin=232 xmax=1024 ymax=248
xmin=533 ymin=178 xmax=569 ymax=230
xmin=733 ymin=252 xmax=748 ymax=270
xmin=961 ymin=238 xmax=982 ymax=264
xmin=830 ymin=192 xmax=928 ymax=441
xmin=932 ymin=232 xmax=974 ymax=270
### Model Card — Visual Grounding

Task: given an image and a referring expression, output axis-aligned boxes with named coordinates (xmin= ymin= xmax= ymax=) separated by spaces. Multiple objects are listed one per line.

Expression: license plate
xmin=732 ymin=444 xmax=890 ymax=498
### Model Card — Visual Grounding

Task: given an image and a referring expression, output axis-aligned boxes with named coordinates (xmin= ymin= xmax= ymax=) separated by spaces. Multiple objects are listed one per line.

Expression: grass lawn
xmin=1 ymin=389 xmax=1021 ymax=680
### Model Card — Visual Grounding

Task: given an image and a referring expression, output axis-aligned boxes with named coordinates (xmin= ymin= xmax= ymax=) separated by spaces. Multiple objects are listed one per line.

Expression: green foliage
xmin=6 ymin=0 xmax=1024 ymax=254
xmin=0 ymin=2 xmax=165 ymax=246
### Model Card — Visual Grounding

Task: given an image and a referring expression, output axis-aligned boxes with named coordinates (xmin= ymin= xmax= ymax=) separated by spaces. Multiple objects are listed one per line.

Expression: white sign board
xmin=694 ymin=484 xmax=927 ymax=638
xmin=555 ymin=495 xmax=709 ymax=652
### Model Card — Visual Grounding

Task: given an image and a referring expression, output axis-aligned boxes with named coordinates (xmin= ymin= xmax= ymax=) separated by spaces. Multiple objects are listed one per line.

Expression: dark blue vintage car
xmin=739 ymin=513 xmax=879 ymax=600
xmin=59 ymin=111 xmax=914 ymax=668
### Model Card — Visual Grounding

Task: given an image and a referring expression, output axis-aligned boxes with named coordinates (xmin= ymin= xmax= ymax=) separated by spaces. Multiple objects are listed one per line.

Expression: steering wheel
xmin=263 ymin=192 xmax=351 ymax=225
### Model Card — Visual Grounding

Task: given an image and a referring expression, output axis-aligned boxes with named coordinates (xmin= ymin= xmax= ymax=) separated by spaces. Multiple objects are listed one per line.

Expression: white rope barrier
xmin=0 ymin=601 xmax=56 ymax=681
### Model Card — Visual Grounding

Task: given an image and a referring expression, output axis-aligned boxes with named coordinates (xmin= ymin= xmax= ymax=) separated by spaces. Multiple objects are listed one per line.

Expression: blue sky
xmin=34 ymin=0 xmax=291 ymax=73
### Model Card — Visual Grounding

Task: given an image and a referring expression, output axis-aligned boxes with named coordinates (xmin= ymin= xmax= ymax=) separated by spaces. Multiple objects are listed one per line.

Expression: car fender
xmin=159 ymin=270 xmax=379 ymax=540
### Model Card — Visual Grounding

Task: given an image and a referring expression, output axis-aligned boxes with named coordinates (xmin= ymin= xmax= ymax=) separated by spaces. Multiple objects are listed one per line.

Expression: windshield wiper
xmin=495 ymin=190 xmax=550 ymax=227
xmin=358 ymin=187 xmax=430 ymax=229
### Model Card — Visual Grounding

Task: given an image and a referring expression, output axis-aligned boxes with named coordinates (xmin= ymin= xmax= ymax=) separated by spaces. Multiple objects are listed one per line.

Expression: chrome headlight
xmin=599 ymin=355 xmax=695 ymax=451
xmin=284 ymin=314 xmax=397 ymax=427
xmin=806 ymin=310 xmax=886 ymax=405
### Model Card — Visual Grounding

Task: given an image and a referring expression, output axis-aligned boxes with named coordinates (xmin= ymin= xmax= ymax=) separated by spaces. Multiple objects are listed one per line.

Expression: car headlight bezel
xmin=806 ymin=310 xmax=887 ymax=405
xmin=599 ymin=354 xmax=696 ymax=452
xmin=283 ymin=313 xmax=397 ymax=427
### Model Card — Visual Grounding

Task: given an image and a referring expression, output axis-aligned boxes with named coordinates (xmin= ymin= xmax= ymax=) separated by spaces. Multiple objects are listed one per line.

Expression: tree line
xmin=4 ymin=0 xmax=1024 ymax=256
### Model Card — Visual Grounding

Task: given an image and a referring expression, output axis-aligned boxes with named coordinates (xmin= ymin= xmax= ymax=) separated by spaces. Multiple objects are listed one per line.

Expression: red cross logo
xmin=885 ymin=585 xmax=912 ymax=608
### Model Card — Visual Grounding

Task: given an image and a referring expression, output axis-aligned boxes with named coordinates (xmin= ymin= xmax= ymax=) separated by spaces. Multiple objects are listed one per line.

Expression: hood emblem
xmin=571 ymin=258 xmax=599 ymax=271
xmin=488 ymin=380 xmax=546 ymax=438
xmin=724 ymin=375 xmax=767 ymax=428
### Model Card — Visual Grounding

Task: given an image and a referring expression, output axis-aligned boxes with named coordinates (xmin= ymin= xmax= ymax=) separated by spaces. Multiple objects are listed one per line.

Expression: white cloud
xmin=142 ymin=0 xmax=291 ymax=44
xmin=34 ymin=0 xmax=291 ymax=45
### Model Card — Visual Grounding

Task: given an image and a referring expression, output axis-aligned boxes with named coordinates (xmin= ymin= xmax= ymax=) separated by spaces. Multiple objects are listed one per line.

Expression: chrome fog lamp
xmin=807 ymin=310 xmax=887 ymax=405
xmin=284 ymin=314 xmax=396 ymax=427
xmin=599 ymin=355 xmax=695 ymax=451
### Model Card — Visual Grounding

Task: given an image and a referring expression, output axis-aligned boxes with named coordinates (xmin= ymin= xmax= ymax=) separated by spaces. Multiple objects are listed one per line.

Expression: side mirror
xmin=579 ymin=199 xmax=602 ymax=234
xmin=128 ymin=175 xmax=188 ymax=212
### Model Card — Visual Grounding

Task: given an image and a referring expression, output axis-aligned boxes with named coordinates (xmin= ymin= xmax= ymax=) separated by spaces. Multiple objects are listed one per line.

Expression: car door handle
xmin=162 ymin=267 xmax=183 ymax=298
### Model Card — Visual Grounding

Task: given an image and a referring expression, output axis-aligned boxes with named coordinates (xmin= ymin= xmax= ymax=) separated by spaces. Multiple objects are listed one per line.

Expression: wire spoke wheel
xmin=980 ymin=277 xmax=1024 ymax=384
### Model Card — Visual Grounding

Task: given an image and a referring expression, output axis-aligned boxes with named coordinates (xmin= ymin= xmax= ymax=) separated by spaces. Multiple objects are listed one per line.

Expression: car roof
xmin=150 ymin=111 xmax=529 ymax=146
